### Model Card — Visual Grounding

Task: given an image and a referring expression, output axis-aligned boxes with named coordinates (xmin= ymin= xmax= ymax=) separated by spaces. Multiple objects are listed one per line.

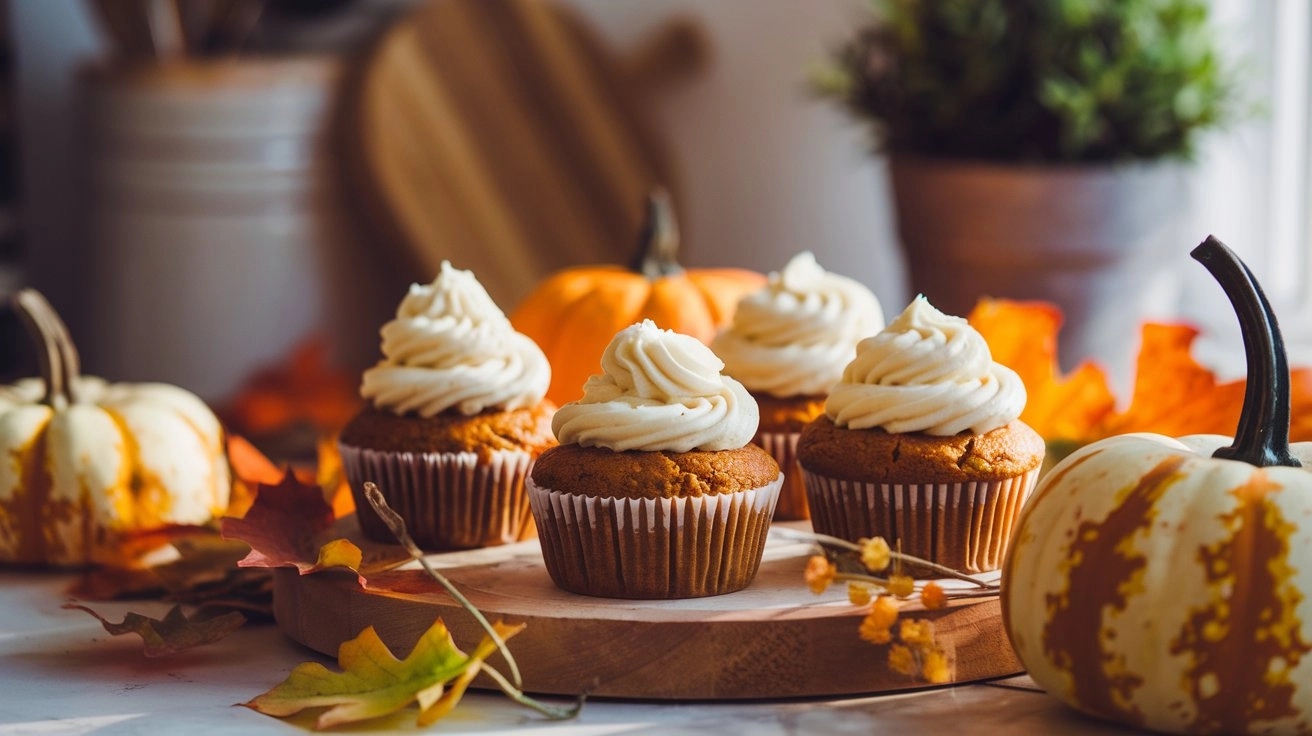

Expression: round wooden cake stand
xmin=273 ymin=522 xmax=1021 ymax=700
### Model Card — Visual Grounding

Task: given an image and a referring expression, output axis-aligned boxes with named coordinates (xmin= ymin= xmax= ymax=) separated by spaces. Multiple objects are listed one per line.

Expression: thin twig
xmin=810 ymin=532 xmax=996 ymax=588
xmin=481 ymin=664 xmax=585 ymax=720
xmin=363 ymin=483 xmax=523 ymax=689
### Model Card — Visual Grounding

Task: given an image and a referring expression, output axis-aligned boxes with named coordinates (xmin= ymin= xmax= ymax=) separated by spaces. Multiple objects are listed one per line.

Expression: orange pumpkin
xmin=511 ymin=193 xmax=765 ymax=405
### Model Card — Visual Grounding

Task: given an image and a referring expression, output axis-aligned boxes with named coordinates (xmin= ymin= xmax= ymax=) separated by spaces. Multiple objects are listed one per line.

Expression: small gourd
xmin=0 ymin=290 xmax=230 ymax=566
xmin=510 ymin=192 xmax=765 ymax=405
xmin=1002 ymin=237 xmax=1312 ymax=735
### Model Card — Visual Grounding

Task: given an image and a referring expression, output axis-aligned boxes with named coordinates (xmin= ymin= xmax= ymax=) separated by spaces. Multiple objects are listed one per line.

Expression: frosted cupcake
xmin=796 ymin=296 xmax=1043 ymax=572
xmin=338 ymin=262 xmax=556 ymax=550
xmin=528 ymin=320 xmax=782 ymax=599
xmin=711 ymin=252 xmax=883 ymax=520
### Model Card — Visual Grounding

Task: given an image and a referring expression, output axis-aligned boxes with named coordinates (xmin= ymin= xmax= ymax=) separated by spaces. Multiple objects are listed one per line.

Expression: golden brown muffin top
xmin=531 ymin=443 xmax=780 ymax=500
xmin=797 ymin=417 xmax=1043 ymax=484
xmin=754 ymin=392 xmax=827 ymax=435
xmin=339 ymin=401 xmax=557 ymax=461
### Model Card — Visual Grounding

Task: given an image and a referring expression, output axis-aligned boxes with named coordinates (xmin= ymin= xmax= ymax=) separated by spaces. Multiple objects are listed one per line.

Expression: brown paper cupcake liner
xmin=756 ymin=431 xmax=808 ymax=521
xmin=527 ymin=475 xmax=784 ymax=599
xmin=801 ymin=468 xmax=1038 ymax=573
xmin=339 ymin=443 xmax=536 ymax=551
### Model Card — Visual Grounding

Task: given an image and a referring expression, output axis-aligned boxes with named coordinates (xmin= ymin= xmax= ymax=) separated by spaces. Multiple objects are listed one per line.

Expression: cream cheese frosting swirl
xmin=553 ymin=320 xmax=758 ymax=452
xmin=825 ymin=296 xmax=1025 ymax=436
xmin=711 ymin=252 xmax=884 ymax=397
xmin=361 ymin=261 xmax=549 ymax=417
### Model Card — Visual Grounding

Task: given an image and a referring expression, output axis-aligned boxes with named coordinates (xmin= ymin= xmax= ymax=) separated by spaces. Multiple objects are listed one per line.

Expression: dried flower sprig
xmin=801 ymin=532 xmax=999 ymax=685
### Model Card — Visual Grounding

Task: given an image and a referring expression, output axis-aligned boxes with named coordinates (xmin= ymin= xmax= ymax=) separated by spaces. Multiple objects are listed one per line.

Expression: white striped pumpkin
xmin=1004 ymin=432 xmax=1312 ymax=734
xmin=0 ymin=291 xmax=229 ymax=566
xmin=1003 ymin=237 xmax=1312 ymax=735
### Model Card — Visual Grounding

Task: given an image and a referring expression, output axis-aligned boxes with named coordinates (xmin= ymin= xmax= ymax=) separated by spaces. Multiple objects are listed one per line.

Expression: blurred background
xmin=1 ymin=0 xmax=1308 ymax=421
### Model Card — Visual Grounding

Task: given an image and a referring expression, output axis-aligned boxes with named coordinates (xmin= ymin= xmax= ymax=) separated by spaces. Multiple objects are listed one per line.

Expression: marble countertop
xmin=0 ymin=571 xmax=1128 ymax=735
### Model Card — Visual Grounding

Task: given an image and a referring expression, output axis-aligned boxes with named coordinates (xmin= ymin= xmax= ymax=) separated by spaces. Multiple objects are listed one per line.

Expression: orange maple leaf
xmin=968 ymin=300 xmax=1115 ymax=441
xmin=969 ymin=299 xmax=1312 ymax=446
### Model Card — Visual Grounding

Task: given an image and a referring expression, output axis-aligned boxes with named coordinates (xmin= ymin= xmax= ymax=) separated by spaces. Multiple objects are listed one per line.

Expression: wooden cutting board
xmin=273 ymin=522 xmax=1021 ymax=700
xmin=347 ymin=0 xmax=684 ymax=307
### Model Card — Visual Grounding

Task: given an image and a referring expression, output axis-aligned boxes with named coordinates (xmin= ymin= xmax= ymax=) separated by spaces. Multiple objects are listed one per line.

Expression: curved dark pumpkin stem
xmin=629 ymin=189 xmax=684 ymax=279
xmin=12 ymin=289 xmax=80 ymax=408
xmin=1191 ymin=236 xmax=1299 ymax=468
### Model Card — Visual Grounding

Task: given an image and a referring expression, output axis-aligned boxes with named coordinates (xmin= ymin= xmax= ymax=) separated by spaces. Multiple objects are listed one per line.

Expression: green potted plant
xmin=816 ymin=0 xmax=1238 ymax=369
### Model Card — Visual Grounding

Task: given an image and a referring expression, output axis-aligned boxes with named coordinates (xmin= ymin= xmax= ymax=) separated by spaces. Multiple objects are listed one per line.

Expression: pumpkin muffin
xmin=339 ymin=261 xmax=556 ymax=550
xmin=711 ymin=252 xmax=883 ymax=520
xmin=797 ymin=296 xmax=1043 ymax=573
xmin=528 ymin=320 xmax=782 ymax=599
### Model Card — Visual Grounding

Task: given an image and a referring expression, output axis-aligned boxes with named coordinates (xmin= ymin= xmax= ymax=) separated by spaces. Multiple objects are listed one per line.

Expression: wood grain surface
xmin=273 ymin=522 xmax=1022 ymax=700
xmin=347 ymin=0 xmax=681 ymax=307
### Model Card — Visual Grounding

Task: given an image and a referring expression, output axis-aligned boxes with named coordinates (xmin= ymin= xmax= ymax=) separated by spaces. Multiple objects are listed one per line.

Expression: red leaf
xmin=221 ymin=470 xmax=406 ymax=585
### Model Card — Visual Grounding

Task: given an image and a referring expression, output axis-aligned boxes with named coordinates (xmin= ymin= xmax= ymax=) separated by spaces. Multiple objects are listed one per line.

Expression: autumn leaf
xmin=316 ymin=433 xmax=355 ymax=519
xmin=220 ymin=337 xmax=361 ymax=437
xmin=968 ymin=299 xmax=1116 ymax=441
xmin=64 ymin=603 xmax=246 ymax=657
xmin=969 ymin=298 xmax=1312 ymax=446
xmin=70 ymin=535 xmax=256 ymax=599
xmin=1100 ymin=323 xmax=1245 ymax=438
xmin=244 ymin=619 xmax=524 ymax=730
xmin=221 ymin=470 xmax=407 ymax=584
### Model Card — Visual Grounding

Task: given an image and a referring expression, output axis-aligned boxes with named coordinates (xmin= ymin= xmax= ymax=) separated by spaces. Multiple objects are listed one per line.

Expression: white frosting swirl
xmin=711 ymin=252 xmax=884 ymax=397
xmin=825 ymin=296 xmax=1025 ymax=436
xmin=553 ymin=320 xmax=759 ymax=452
xmin=361 ymin=262 xmax=550 ymax=417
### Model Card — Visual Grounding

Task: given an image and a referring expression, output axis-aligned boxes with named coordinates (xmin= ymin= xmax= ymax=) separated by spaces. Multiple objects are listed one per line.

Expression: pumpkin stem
xmin=1191 ymin=236 xmax=1299 ymax=468
xmin=629 ymin=189 xmax=684 ymax=279
xmin=12 ymin=289 xmax=80 ymax=408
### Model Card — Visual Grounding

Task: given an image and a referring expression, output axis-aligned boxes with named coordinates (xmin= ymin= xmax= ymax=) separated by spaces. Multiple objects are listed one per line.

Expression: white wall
xmin=11 ymin=0 xmax=904 ymax=399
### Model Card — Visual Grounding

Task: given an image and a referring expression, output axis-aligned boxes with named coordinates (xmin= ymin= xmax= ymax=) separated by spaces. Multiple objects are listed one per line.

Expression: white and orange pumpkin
xmin=1003 ymin=237 xmax=1312 ymax=735
xmin=0 ymin=290 xmax=230 ymax=566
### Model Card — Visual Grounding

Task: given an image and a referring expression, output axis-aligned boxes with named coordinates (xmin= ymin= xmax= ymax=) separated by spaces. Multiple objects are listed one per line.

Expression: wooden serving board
xmin=273 ymin=522 xmax=1022 ymax=700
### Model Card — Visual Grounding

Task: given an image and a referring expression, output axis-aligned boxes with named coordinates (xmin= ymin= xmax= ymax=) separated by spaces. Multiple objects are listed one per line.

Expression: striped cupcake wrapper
xmin=756 ymin=431 xmax=808 ymax=521
xmin=802 ymin=469 xmax=1038 ymax=573
xmin=339 ymin=443 xmax=537 ymax=551
xmin=527 ymin=475 xmax=783 ymax=599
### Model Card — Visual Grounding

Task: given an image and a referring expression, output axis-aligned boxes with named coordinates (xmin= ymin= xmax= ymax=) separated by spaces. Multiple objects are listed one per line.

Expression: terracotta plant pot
xmin=889 ymin=155 xmax=1185 ymax=372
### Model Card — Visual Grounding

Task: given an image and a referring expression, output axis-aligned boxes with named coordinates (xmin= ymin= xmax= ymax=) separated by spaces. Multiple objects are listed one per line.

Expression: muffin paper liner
xmin=801 ymin=468 xmax=1039 ymax=573
xmin=339 ymin=443 xmax=536 ymax=551
xmin=756 ymin=431 xmax=808 ymax=521
xmin=527 ymin=474 xmax=784 ymax=599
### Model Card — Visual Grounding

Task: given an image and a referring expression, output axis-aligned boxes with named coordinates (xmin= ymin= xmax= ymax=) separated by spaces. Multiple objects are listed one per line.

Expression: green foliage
xmin=816 ymin=0 xmax=1238 ymax=162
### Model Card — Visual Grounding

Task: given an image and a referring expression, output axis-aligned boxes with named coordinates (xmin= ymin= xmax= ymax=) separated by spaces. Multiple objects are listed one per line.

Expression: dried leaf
xmin=220 ymin=337 xmax=361 ymax=437
xmin=221 ymin=471 xmax=406 ymax=584
xmin=244 ymin=619 xmax=523 ymax=730
xmin=63 ymin=603 xmax=246 ymax=657
xmin=69 ymin=535 xmax=254 ymax=601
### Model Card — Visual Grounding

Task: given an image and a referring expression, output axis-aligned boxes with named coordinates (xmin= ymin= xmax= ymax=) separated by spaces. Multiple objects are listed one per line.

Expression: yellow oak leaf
xmin=244 ymin=618 xmax=523 ymax=730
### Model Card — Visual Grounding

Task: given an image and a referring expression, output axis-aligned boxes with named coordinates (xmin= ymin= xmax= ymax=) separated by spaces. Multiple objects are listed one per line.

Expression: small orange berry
xmin=858 ymin=537 xmax=891 ymax=572
xmin=899 ymin=618 xmax=935 ymax=649
xmin=804 ymin=555 xmax=836 ymax=594
xmin=888 ymin=644 xmax=916 ymax=676
xmin=887 ymin=574 xmax=915 ymax=598
xmin=859 ymin=616 xmax=893 ymax=644
xmin=848 ymin=581 xmax=872 ymax=606
xmin=921 ymin=581 xmax=947 ymax=610
xmin=922 ymin=649 xmax=951 ymax=684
